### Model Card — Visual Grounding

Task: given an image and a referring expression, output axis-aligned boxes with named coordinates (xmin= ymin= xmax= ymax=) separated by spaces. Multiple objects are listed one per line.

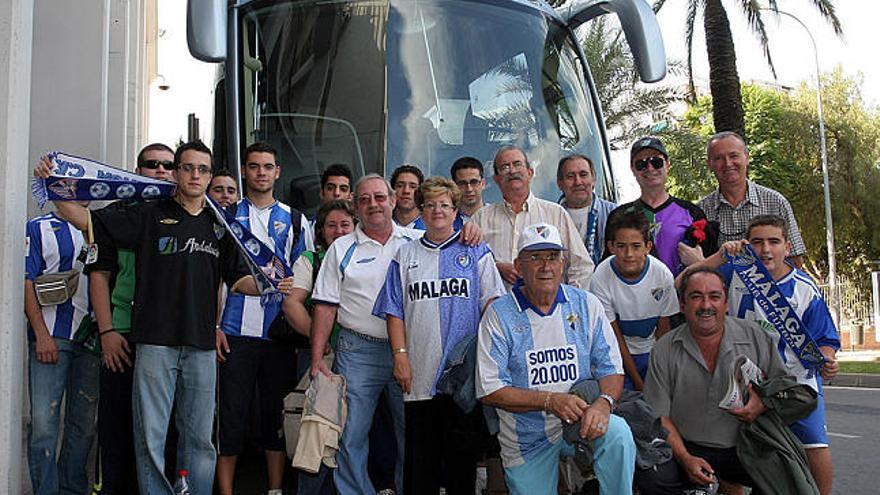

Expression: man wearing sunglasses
xmin=604 ymin=137 xmax=716 ymax=277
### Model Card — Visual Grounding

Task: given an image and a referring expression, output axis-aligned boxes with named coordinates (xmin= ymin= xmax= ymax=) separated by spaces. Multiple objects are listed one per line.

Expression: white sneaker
xmin=377 ymin=490 xmax=396 ymax=495
xmin=267 ymin=489 xmax=283 ymax=495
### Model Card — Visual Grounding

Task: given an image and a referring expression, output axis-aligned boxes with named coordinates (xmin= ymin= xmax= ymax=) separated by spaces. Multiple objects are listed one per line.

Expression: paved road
xmin=825 ymin=386 xmax=880 ymax=494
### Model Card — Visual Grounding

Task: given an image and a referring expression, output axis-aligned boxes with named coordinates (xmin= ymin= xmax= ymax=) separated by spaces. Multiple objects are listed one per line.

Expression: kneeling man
xmin=643 ymin=268 xmax=789 ymax=493
xmin=476 ymin=223 xmax=635 ymax=495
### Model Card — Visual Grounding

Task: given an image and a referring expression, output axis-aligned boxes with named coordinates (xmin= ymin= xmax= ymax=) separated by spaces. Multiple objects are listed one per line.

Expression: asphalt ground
xmin=823 ymin=386 xmax=880 ymax=494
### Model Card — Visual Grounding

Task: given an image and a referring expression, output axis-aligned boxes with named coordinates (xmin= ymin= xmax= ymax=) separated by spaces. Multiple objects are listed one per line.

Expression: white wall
xmin=0 ymin=0 xmax=34 ymax=492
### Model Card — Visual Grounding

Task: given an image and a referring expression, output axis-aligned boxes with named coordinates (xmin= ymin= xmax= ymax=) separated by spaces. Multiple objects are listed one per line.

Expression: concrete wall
xmin=0 ymin=0 xmax=33 ymax=492
xmin=1 ymin=1 xmax=151 ymax=492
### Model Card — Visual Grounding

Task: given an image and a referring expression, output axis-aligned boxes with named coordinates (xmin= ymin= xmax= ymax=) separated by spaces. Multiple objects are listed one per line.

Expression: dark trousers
xmin=635 ymin=441 xmax=763 ymax=495
xmin=403 ymin=395 xmax=482 ymax=495
xmin=97 ymin=345 xmax=138 ymax=495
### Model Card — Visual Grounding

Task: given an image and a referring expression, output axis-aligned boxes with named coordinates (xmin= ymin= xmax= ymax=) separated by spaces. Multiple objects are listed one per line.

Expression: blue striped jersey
xmin=372 ymin=233 xmax=505 ymax=401
xmin=476 ymin=284 xmax=623 ymax=467
xmin=220 ymin=199 xmax=311 ymax=338
xmin=25 ymin=213 xmax=90 ymax=339
xmin=587 ymin=255 xmax=678 ymax=355
xmin=720 ymin=263 xmax=839 ymax=391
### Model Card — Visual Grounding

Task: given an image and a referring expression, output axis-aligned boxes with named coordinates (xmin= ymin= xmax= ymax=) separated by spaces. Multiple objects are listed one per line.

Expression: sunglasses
xmin=634 ymin=156 xmax=665 ymax=172
xmin=139 ymin=159 xmax=177 ymax=170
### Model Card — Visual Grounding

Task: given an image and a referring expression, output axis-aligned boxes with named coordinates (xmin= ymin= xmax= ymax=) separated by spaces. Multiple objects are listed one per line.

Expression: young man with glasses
xmin=215 ymin=141 xmax=313 ymax=495
xmin=450 ymin=156 xmax=487 ymax=227
xmin=604 ymin=136 xmax=716 ymax=277
xmin=471 ymin=145 xmax=594 ymax=288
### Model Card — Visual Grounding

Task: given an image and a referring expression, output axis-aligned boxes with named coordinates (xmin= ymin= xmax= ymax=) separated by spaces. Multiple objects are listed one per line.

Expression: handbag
xmin=33 ymin=269 xmax=81 ymax=306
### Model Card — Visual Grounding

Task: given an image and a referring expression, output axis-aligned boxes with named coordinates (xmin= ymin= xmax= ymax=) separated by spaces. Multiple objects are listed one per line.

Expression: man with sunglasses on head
xmin=214 ymin=141 xmax=314 ymax=495
xmin=604 ymin=137 xmax=716 ymax=277
xmin=697 ymin=131 xmax=806 ymax=267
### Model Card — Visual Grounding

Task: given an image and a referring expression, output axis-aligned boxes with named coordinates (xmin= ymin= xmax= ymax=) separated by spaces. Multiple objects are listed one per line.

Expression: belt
xmin=340 ymin=326 xmax=388 ymax=343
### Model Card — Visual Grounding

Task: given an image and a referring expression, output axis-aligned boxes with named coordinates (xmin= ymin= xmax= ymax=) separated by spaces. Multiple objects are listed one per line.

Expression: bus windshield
xmin=240 ymin=0 xmax=608 ymax=215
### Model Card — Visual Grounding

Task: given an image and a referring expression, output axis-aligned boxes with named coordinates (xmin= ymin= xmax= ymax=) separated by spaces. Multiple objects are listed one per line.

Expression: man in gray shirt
xmin=641 ymin=268 xmax=788 ymax=494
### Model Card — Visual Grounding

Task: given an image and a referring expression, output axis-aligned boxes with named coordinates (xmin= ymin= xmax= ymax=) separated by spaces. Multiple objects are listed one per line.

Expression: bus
xmin=187 ymin=0 xmax=666 ymax=216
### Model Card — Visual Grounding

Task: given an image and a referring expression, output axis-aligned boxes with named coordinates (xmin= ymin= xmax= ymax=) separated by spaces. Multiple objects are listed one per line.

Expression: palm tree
xmin=653 ymin=0 xmax=842 ymax=139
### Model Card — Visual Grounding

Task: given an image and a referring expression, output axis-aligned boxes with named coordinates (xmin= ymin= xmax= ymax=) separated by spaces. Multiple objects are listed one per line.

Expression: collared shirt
xmin=720 ymin=263 xmax=840 ymax=391
xmin=25 ymin=213 xmax=90 ymax=340
xmin=476 ymin=284 xmax=622 ymax=467
xmin=643 ymin=317 xmax=789 ymax=449
xmin=220 ymin=198 xmax=312 ymax=339
xmin=471 ymin=193 xmax=594 ymax=288
xmin=699 ymin=180 xmax=806 ymax=255
xmin=561 ymin=192 xmax=616 ymax=268
xmin=313 ymin=223 xmax=422 ymax=339
xmin=372 ymin=232 xmax=505 ymax=401
xmin=588 ymin=255 xmax=678 ymax=355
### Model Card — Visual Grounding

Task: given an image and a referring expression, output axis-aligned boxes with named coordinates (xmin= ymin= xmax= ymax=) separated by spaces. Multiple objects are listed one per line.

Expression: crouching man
xmin=475 ymin=223 xmax=635 ymax=495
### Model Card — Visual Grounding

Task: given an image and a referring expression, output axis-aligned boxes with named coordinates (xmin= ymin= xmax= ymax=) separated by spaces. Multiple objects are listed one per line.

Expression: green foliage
xmin=663 ymin=69 xmax=880 ymax=284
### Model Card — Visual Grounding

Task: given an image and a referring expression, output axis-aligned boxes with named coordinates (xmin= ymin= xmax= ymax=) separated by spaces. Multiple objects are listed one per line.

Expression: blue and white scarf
xmin=206 ymin=197 xmax=292 ymax=305
xmin=33 ymin=152 xmax=290 ymax=304
xmin=726 ymin=245 xmax=825 ymax=369
xmin=32 ymin=152 xmax=177 ymax=208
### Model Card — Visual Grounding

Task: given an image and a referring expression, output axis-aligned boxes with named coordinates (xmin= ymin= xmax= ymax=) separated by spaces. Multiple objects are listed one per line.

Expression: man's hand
xmin=34 ymin=334 xmax=59 ymax=364
xmin=579 ymin=398 xmax=612 ymax=440
xmin=215 ymin=328 xmax=230 ymax=363
xmin=677 ymin=242 xmax=705 ymax=267
xmin=819 ymin=346 xmax=839 ymax=381
xmin=100 ymin=331 xmax=132 ymax=372
xmin=460 ymin=222 xmax=483 ymax=246
xmin=310 ymin=355 xmax=332 ymax=378
xmin=393 ymin=353 xmax=413 ymax=394
xmin=681 ymin=453 xmax=716 ymax=485
xmin=546 ymin=392 xmax=588 ymax=425
xmin=728 ymin=384 xmax=767 ymax=423
xmin=496 ymin=262 xmax=520 ymax=285
xmin=34 ymin=156 xmax=54 ymax=179
xmin=720 ymin=239 xmax=748 ymax=257
xmin=277 ymin=276 xmax=295 ymax=295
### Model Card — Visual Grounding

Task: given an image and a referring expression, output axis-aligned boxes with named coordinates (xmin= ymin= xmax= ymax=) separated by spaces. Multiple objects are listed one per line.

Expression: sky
xmin=149 ymin=0 xmax=877 ymax=200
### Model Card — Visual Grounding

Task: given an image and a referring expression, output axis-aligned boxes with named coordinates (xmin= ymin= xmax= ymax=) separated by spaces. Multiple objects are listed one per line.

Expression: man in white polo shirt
xmin=309 ymin=173 xmax=422 ymax=494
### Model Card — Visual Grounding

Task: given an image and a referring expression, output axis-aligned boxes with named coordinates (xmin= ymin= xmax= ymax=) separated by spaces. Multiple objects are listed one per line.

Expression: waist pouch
xmin=34 ymin=269 xmax=80 ymax=306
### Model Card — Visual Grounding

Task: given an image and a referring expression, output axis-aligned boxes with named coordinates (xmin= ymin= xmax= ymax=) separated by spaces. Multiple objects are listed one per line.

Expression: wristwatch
xmin=598 ymin=394 xmax=616 ymax=411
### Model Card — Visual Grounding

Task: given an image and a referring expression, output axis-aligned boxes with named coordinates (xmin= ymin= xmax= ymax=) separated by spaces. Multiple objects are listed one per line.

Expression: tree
xmin=580 ymin=16 xmax=683 ymax=149
xmin=663 ymin=71 xmax=880 ymax=289
xmin=653 ymin=0 xmax=842 ymax=139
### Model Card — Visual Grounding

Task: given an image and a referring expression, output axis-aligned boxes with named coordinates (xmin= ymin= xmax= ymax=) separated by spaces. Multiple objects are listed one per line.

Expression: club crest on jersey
xmin=273 ymin=221 xmax=287 ymax=236
xmin=456 ymin=253 xmax=472 ymax=268
xmin=48 ymin=179 xmax=78 ymax=199
xmin=407 ymin=278 xmax=470 ymax=301
xmin=213 ymin=223 xmax=225 ymax=239
xmin=566 ymin=313 xmax=579 ymax=331
xmin=651 ymin=287 xmax=665 ymax=302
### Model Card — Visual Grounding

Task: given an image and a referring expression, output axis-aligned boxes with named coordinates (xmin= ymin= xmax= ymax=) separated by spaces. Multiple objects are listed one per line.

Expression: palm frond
xmin=740 ymin=0 xmax=777 ymax=79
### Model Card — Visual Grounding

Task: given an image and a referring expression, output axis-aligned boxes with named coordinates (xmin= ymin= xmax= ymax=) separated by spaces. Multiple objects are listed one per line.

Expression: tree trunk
xmin=703 ymin=0 xmax=746 ymax=139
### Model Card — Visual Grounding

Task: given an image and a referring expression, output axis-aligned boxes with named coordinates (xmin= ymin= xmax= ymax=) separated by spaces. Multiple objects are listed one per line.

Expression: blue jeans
xmin=132 ymin=345 xmax=216 ymax=494
xmin=27 ymin=338 xmax=100 ymax=495
xmin=332 ymin=329 xmax=405 ymax=494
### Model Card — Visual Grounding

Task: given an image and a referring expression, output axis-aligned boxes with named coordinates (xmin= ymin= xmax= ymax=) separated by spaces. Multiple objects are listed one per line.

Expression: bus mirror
xmin=187 ymin=0 xmax=227 ymax=62
xmin=557 ymin=0 xmax=666 ymax=83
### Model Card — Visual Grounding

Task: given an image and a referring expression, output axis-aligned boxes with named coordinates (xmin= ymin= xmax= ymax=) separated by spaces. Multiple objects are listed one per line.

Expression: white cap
xmin=517 ymin=223 xmax=566 ymax=253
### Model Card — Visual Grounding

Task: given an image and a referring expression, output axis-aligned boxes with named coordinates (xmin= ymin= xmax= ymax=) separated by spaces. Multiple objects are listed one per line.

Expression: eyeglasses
xmin=422 ymin=202 xmax=454 ymax=211
xmin=179 ymin=163 xmax=212 ymax=175
xmin=519 ymin=252 xmax=563 ymax=263
xmin=496 ymin=161 xmax=527 ymax=174
xmin=356 ymin=193 xmax=389 ymax=204
xmin=455 ymin=178 xmax=482 ymax=188
xmin=634 ymin=156 xmax=665 ymax=172
xmin=140 ymin=160 xmax=176 ymax=171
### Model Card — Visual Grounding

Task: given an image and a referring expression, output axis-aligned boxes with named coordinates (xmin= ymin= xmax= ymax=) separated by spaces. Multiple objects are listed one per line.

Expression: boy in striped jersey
xmin=24 ymin=208 xmax=98 ymax=495
xmin=687 ymin=214 xmax=839 ymax=495
xmin=215 ymin=141 xmax=313 ymax=495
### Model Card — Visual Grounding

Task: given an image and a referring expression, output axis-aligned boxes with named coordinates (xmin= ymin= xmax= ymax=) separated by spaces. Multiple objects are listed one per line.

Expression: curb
xmin=827 ymin=373 xmax=880 ymax=388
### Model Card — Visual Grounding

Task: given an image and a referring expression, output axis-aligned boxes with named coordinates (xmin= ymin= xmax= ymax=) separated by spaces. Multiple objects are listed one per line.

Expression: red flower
xmin=691 ymin=219 xmax=707 ymax=243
